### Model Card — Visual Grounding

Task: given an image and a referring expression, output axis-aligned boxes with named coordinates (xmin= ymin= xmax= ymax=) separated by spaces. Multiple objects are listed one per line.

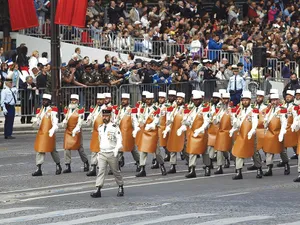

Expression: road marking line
xmin=38 ymin=210 xmax=157 ymax=225
xmin=17 ymin=165 xmax=298 ymax=202
xmin=0 ymin=209 xmax=99 ymax=224
xmin=128 ymin=213 xmax=214 ymax=225
xmin=0 ymin=207 xmax=44 ymax=214
xmin=277 ymin=221 xmax=300 ymax=225
xmin=216 ymin=192 xmax=250 ymax=198
xmin=193 ymin=215 xmax=273 ymax=225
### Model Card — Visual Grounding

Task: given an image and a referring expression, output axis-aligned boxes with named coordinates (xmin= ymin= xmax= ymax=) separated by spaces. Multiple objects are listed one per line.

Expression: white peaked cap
xmin=296 ymin=89 xmax=300 ymax=94
xmin=286 ymin=90 xmax=295 ymax=96
xmin=256 ymin=90 xmax=265 ymax=96
xmin=158 ymin=92 xmax=167 ymax=98
xmin=219 ymin=89 xmax=227 ymax=94
xmin=270 ymin=89 xmax=278 ymax=94
xmin=70 ymin=94 xmax=79 ymax=100
xmin=142 ymin=91 xmax=149 ymax=96
xmin=212 ymin=92 xmax=221 ymax=98
xmin=168 ymin=90 xmax=177 ymax=96
xmin=270 ymin=93 xmax=279 ymax=99
xmin=192 ymin=90 xmax=198 ymax=95
xmin=121 ymin=93 xmax=130 ymax=99
xmin=146 ymin=92 xmax=154 ymax=99
xmin=200 ymin=91 xmax=205 ymax=97
xmin=241 ymin=91 xmax=252 ymax=99
xmin=193 ymin=91 xmax=202 ymax=99
xmin=222 ymin=93 xmax=230 ymax=98
xmin=97 ymin=93 xmax=105 ymax=99
xmin=177 ymin=92 xmax=185 ymax=98
xmin=104 ymin=93 xmax=112 ymax=98
xmin=42 ymin=94 xmax=52 ymax=100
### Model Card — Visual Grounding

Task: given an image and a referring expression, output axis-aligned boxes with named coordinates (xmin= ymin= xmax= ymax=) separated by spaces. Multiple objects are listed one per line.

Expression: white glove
xmin=132 ymin=127 xmax=140 ymax=138
xmin=278 ymin=132 xmax=284 ymax=142
xmin=49 ymin=128 xmax=55 ymax=137
xmin=291 ymin=123 xmax=298 ymax=132
xmin=86 ymin=119 xmax=92 ymax=126
xmin=62 ymin=120 xmax=67 ymax=128
xmin=176 ymin=125 xmax=186 ymax=136
xmin=145 ymin=123 xmax=155 ymax=131
xmin=229 ymin=128 xmax=235 ymax=137
xmin=247 ymin=129 xmax=254 ymax=140
xmin=113 ymin=148 xmax=119 ymax=157
xmin=163 ymin=126 xmax=171 ymax=138
xmin=2 ymin=107 xmax=7 ymax=115
xmin=72 ymin=127 xmax=80 ymax=137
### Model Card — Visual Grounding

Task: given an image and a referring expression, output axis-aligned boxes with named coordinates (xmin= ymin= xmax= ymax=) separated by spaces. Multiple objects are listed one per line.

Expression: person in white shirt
xmin=28 ymin=50 xmax=39 ymax=76
xmin=91 ymin=109 xmax=124 ymax=198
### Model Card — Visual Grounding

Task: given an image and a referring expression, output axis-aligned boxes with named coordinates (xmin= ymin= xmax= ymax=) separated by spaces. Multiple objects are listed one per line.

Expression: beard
xmin=69 ymin=103 xmax=78 ymax=109
xmin=103 ymin=118 xmax=109 ymax=124
xmin=294 ymin=99 xmax=300 ymax=105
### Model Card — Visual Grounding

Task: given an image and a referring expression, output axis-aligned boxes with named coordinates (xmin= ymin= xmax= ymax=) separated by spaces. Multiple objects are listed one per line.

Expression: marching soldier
xmin=86 ymin=93 xmax=106 ymax=176
xmin=115 ymin=93 xmax=140 ymax=172
xmin=163 ymin=92 xmax=186 ymax=174
xmin=213 ymin=92 xmax=233 ymax=174
xmin=133 ymin=92 xmax=167 ymax=177
xmin=293 ymin=101 xmax=300 ymax=182
xmin=62 ymin=94 xmax=89 ymax=173
xmin=152 ymin=91 xmax=168 ymax=169
xmin=104 ymin=93 xmax=112 ymax=107
xmin=290 ymin=89 xmax=300 ymax=161
xmin=177 ymin=91 xmax=211 ymax=178
xmin=90 ymin=109 xmax=124 ymax=198
xmin=230 ymin=91 xmax=259 ymax=180
xmin=263 ymin=93 xmax=287 ymax=176
xmin=247 ymin=90 xmax=267 ymax=171
xmin=32 ymin=94 xmax=62 ymax=176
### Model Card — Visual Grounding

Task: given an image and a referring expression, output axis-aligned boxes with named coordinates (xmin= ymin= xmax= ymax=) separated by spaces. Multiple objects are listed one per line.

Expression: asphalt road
xmin=0 ymin=133 xmax=300 ymax=225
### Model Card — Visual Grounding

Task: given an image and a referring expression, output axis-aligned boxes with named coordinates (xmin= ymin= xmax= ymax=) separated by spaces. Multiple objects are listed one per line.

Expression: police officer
xmin=227 ymin=65 xmax=245 ymax=106
xmin=91 ymin=109 xmax=124 ymax=198
xmin=1 ymin=74 xmax=18 ymax=139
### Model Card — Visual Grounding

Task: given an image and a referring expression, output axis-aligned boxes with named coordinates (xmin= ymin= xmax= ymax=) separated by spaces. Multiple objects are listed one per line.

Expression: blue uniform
xmin=1 ymin=87 xmax=18 ymax=138
xmin=227 ymin=75 xmax=245 ymax=106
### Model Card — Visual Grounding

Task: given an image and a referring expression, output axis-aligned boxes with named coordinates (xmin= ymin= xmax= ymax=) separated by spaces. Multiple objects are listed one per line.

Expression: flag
xmin=71 ymin=0 xmax=88 ymax=27
xmin=8 ymin=0 xmax=38 ymax=31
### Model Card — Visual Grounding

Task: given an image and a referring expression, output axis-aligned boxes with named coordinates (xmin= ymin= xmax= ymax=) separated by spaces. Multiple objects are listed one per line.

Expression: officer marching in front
xmin=230 ymin=91 xmax=259 ymax=180
xmin=86 ymin=93 xmax=106 ymax=176
xmin=32 ymin=94 xmax=62 ymax=176
xmin=91 ymin=108 xmax=124 ymax=198
xmin=62 ymin=94 xmax=89 ymax=173
xmin=263 ymin=93 xmax=287 ymax=176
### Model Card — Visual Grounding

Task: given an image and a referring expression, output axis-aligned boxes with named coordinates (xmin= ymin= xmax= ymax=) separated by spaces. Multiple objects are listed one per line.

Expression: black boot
xmin=160 ymin=164 xmax=167 ymax=176
xmin=151 ymin=159 xmax=159 ymax=169
xmin=185 ymin=166 xmax=196 ymax=178
xmin=284 ymin=163 xmax=290 ymax=175
xmin=117 ymin=185 xmax=124 ymax=197
xmin=120 ymin=156 xmax=125 ymax=167
xmin=291 ymin=154 xmax=298 ymax=160
xmin=90 ymin=186 xmax=101 ymax=198
xmin=86 ymin=165 xmax=97 ymax=176
xmin=204 ymin=166 xmax=211 ymax=176
xmin=293 ymin=173 xmax=300 ymax=182
xmin=32 ymin=164 xmax=42 ymax=176
xmin=136 ymin=166 xmax=146 ymax=177
xmin=167 ymin=164 xmax=176 ymax=174
xmin=203 ymin=161 xmax=214 ymax=169
xmin=247 ymin=164 xmax=258 ymax=171
xmin=63 ymin=164 xmax=71 ymax=173
xmin=180 ymin=151 xmax=185 ymax=160
xmin=84 ymin=161 xmax=89 ymax=172
xmin=224 ymin=158 xmax=230 ymax=168
xmin=264 ymin=164 xmax=273 ymax=176
xmin=164 ymin=152 xmax=170 ymax=162
xmin=55 ymin=163 xmax=62 ymax=175
xmin=232 ymin=168 xmax=243 ymax=180
xmin=256 ymin=167 xmax=263 ymax=179
xmin=214 ymin=166 xmax=223 ymax=175
xmin=276 ymin=161 xmax=285 ymax=167
xmin=136 ymin=162 xmax=140 ymax=172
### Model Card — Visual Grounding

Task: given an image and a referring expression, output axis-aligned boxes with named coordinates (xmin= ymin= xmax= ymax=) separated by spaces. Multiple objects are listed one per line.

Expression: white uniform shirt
xmin=233 ymin=106 xmax=258 ymax=130
xmin=264 ymin=105 xmax=287 ymax=133
xmin=98 ymin=122 xmax=122 ymax=152
xmin=35 ymin=106 xmax=58 ymax=132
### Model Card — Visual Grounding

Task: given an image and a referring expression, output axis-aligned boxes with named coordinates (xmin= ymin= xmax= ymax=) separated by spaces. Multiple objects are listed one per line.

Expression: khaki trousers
xmin=118 ymin=147 xmax=140 ymax=163
xmin=298 ymin=155 xmax=300 ymax=173
xmin=189 ymin=148 xmax=210 ymax=167
xmin=64 ymin=145 xmax=88 ymax=164
xmin=36 ymin=149 xmax=60 ymax=165
xmin=139 ymin=144 xmax=164 ymax=166
xmin=235 ymin=157 xmax=244 ymax=169
xmin=95 ymin=152 xmax=123 ymax=188
xmin=90 ymin=152 xmax=98 ymax=166
xmin=207 ymin=146 xmax=215 ymax=159
xmin=280 ymin=148 xmax=289 ymax=164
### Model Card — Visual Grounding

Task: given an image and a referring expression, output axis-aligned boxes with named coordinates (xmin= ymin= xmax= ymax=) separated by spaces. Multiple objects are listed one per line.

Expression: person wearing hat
xmin=32 ymin=94 xmax=62 ymax=176
xmin=247 ymin=90 xmax=267 ymax=171
xmin=163 ymin=92 xmax=187 ymax=174
xmin=104 ymin=93 xmax=112 ymax=107
xmin=262 ymin=93 xmax=287 ymax=176
xmin=1 ymin=74 xmax=18 ymax=139
xmin=61 ymin=94 xmax=89 ymax=173
xmin=227 ymin=65 xmax=245 ymax=106
xmin=178 ymin=91 xmax=212 ymax=178
xmin=213 ymin=92 xmax=234 ymax=173
xmin=91 ymin=108 xmax=124 ymax=198
xmin=85 ymin=93 xmax=106 ymax=176
xmin=115 ymin=93 xmax=140 ymax=172
xmin=205 ymin=92 xmax=221 ymax=169
xmin=134 ymin=92 xmax=167 ymax=177
xmin=230 ymin=91 xmax=259 ymax=180
xmin=275 ymin=90 xmax=297 ymax=173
